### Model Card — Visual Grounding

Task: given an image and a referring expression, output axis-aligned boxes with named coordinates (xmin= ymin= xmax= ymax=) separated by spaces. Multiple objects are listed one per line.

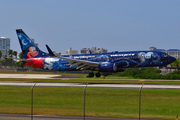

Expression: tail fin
xmin=16 ymin=29 xmax=49 ymax=59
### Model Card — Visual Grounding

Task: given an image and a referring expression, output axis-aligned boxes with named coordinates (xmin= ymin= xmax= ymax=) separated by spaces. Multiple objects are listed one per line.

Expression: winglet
xmin=45 ymin=45 xmax=56 ymax=57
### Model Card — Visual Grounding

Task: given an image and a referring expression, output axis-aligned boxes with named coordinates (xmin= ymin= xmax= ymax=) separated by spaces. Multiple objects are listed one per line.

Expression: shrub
xmin=114 ymin=67 xmax=180 ymax=80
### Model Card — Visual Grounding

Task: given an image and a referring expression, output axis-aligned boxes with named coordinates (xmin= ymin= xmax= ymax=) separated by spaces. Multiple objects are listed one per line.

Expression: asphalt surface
xmin=0 ymin=74 xmax=61 ymax=79
xmin=0 ymin=81 xmax=180 ymax=89
xmin=0 ymin=113 xmax=175 ymax=120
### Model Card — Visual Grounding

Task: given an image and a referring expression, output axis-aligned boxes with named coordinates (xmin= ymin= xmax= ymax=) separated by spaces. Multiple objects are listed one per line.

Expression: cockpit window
xmin=162 ymin=54 xmax=168 ymax=57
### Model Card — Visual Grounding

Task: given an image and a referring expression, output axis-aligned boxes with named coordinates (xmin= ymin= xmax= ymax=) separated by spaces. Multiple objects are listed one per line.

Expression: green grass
xmin=0 ymin=87 xmax=180 ymax=119
xmin=0 ymin=70 xmax=180 ymax=119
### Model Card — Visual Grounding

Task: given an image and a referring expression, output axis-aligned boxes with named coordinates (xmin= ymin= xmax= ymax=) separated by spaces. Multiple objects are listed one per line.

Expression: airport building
xmin=0 ymin=37 xmax=10 ymax=59
xmin=81 ymin=47 xmax=107 ymax=54
xmin=65 ymin=48 xmax=78 ymax=55
xmin=65 ymin=47 xmax=107 ymax=55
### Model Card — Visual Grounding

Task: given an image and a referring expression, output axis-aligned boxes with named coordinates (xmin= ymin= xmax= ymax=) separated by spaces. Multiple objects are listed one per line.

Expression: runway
xmin=0 ymin=82 xmax=179 ymax=89
xmin=0 ymin=74 xmax=180 ymax=89
xmin=0 ymin=74 xmax=61 ymax=79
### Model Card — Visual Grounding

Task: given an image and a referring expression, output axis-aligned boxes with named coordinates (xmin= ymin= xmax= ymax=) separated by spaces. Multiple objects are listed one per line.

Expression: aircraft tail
xmin=16 ymin=29 xmax=49 ymax=59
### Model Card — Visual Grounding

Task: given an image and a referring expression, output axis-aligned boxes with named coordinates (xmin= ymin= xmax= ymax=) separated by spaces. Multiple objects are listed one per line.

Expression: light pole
xmin=83 ymin=83 xmax=88 ymax=120
xmin=139 ymin=83 xmax=144 ymax=120
xmin=31 ymin=83 xmax=36 ymax=120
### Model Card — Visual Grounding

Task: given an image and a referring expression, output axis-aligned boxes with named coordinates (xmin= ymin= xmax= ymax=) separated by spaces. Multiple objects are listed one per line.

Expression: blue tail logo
xmin=16 ymin=29 xmax=49 ymax=59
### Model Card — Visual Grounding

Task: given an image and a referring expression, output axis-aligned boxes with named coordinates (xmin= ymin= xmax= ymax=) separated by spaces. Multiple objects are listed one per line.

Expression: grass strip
xmin=0 ymin=86 xmax=180 ymax=119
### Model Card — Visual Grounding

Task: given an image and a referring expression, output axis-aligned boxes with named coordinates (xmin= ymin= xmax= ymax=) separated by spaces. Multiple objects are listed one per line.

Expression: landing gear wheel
xmin=88 ymin=72 xmax=94 ymax=77
xmin=95 ymin=72 xmax=101 ymax=78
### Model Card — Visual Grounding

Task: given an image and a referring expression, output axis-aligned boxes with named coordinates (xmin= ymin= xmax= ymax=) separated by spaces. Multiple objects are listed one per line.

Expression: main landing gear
xmin=87 ymin=72 xmax=101 ymax=78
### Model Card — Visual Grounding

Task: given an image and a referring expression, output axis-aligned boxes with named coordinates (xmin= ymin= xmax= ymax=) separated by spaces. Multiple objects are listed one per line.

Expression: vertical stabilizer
xmin=16 ymin=29 xmax=49 ymax=59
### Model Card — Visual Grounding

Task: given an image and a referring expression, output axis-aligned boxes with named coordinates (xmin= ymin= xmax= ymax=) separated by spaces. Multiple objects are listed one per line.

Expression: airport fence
xmin=0 ymin=84 xmax=180 ymax=120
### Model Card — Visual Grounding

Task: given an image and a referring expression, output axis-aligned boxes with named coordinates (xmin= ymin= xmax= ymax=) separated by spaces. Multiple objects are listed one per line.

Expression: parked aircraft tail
xmin=16 ymin=29 xmax=49 ymax=59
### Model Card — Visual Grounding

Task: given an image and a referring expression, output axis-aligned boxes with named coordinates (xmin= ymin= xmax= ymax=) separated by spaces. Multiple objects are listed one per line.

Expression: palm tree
xmin=12 ymin=51 xmax=17 ymax=58
xmin=18 ymin=52 xmax=23 ymax=59
xmin=8 ymin=49 xmax=13 ymax=57
xmin=17 ymin=52 xmax=24 ymax=68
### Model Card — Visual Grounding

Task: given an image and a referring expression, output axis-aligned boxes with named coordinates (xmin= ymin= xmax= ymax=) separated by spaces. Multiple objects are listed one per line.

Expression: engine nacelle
xmin=99 ymin=63 xmax=117 ymax=72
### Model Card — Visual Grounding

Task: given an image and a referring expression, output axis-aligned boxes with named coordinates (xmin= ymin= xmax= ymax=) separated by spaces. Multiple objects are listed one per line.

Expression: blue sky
xmin=0 ymin=0 xmax=180 ymax=54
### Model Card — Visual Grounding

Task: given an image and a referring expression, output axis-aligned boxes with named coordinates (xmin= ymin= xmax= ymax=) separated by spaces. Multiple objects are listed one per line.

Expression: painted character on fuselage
xmin=138 ymin=52 xmax=160 ymax=66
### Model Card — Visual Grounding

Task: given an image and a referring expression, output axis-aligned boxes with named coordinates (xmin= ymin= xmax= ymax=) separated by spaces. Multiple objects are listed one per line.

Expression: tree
xmin=17 ymin=52 xmax=25 ymax=68
xmin=1 ymin=55 xmax=9 ymax=66
xmin=16 ymin=61 xmax=24 ymax=68
xmin=12 ymin=51 xmax=17 ymax=58
xmin=0 ymin=51 xmax=2 ymax=59
xmin=18 ymin=52 xmax=23 ymax=59
xmin=7 ymin=49 xmax=14 ymax=66
xmin=171 ymin=59 xmax=180 ymax=71
xmin=8 ymin=49 xmax=13 ymax=57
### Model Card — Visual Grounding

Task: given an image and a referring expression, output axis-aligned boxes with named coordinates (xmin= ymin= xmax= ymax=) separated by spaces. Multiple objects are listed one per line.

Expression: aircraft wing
xmin=7 ymin=57 xmax=33 ymax=62
xmin=61 ymin=57 xmax=99 ymax=70
xmin=46 ymin=45 xmax=99 ymax=70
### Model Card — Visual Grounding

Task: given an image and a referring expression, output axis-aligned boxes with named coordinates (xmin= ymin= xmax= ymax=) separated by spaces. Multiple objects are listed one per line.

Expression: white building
xmin=149 ymin=47 xmax=180 ymax=59
xmin=0 ymin=37 xmax=10 ymax=59
xmin=81 ymin=47 xmax=107 ymax=54
xmin=65 ymin=48 xmax=78 ymax=55
xmin=81 ymin=48 xmax=91 ymax=54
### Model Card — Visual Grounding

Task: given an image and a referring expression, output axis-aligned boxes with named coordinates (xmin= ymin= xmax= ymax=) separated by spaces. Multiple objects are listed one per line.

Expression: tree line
xmin=0 ymin=49 xmax=24 ymax=68
xmin=112 ymin=59 xmax=180 ymax=80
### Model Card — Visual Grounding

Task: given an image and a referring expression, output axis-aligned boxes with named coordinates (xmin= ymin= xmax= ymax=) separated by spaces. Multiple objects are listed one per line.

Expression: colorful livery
xmin=16 ymin=29 xmax=176 ymax=77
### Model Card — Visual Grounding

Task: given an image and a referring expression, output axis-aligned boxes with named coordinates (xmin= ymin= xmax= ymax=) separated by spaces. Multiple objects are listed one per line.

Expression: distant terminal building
xmin=0 ymin=37 xmax=10 ymax=59
xmin=65 ymin=47 xmax=107 ymax=55
xmin=81 ymin=47 xmax=107 ymax=54
xmin=66 ymin=48 xmax=78 ymax=55
xmin=149 ymin=47 xmax=180 ymax=59
xmin=53 ymin=51 xmax=61 ymax=57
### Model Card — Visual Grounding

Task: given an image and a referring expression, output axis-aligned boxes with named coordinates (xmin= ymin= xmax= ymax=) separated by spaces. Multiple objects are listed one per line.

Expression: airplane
xmin=15 ymin=29 xmax=176 ymax=77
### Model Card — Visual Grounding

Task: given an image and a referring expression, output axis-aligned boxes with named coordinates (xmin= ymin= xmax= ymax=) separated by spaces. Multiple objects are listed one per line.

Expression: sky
xmin=0 ymin=0 xmax=180 ymax=54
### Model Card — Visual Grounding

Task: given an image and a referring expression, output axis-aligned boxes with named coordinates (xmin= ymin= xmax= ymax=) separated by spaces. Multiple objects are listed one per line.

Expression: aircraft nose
xmin=170 ymin=56 xmax=176 ymax=63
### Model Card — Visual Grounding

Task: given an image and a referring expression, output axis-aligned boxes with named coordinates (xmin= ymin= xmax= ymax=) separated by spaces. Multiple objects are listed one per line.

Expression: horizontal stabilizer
xmin=7 ymin=57 xmax=33 ymax=62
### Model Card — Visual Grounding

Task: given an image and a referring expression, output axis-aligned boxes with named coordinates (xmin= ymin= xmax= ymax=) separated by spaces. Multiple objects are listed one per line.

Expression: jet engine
xmin=99 ymin=63 xmax=117 ymax=72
